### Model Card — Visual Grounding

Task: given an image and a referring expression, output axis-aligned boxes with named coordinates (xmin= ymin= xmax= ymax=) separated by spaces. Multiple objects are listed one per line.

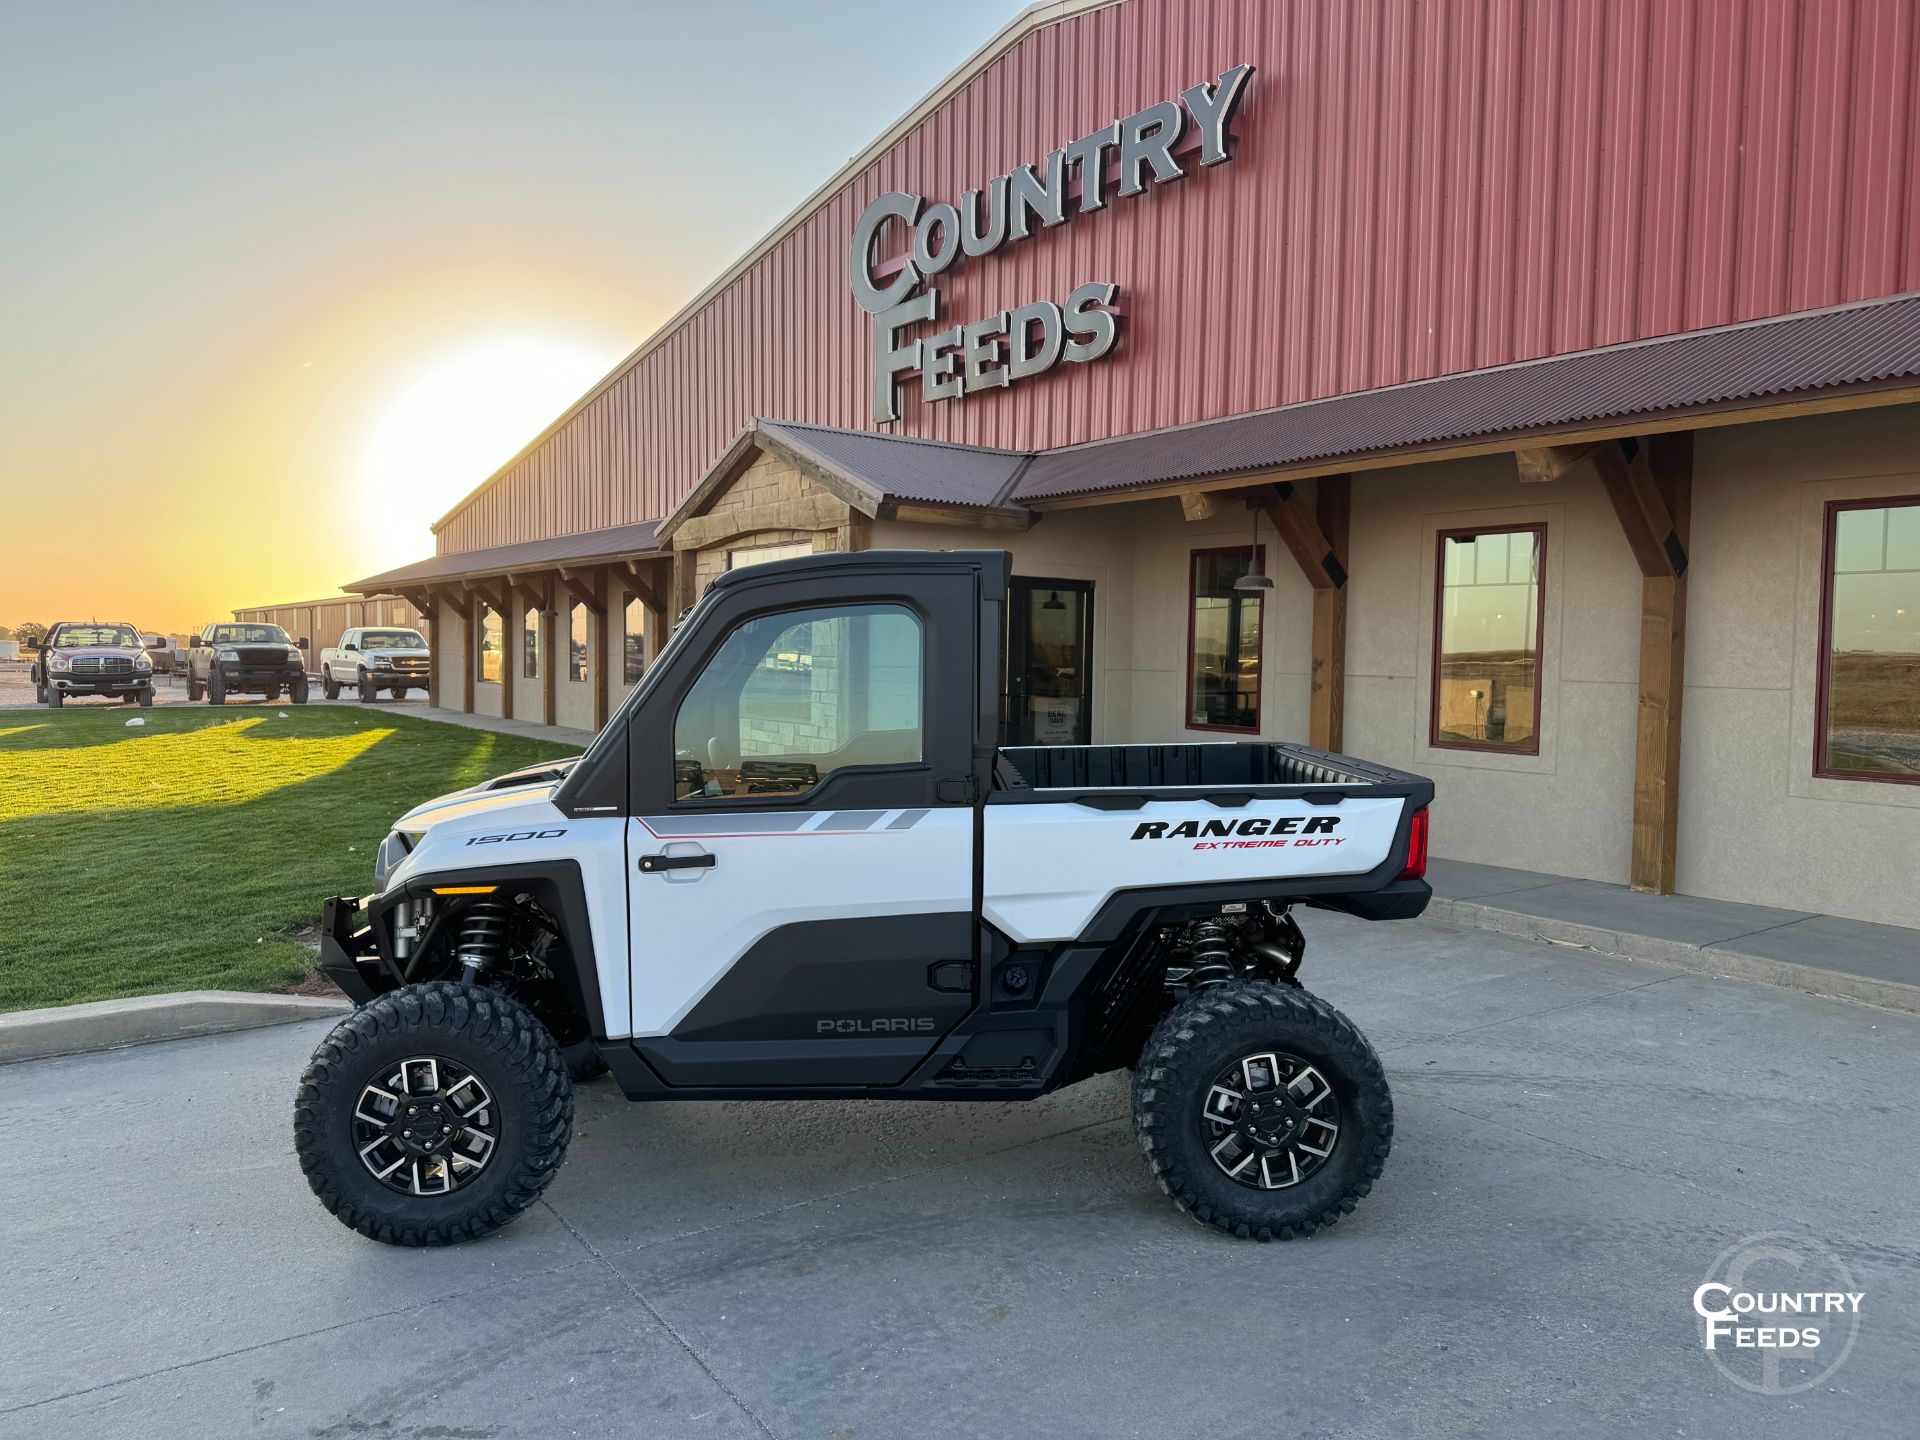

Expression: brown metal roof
xmin=348 ymin=519 xmax=662 ymax=593
xmin=1015 ymin=293 xmax=1920 ymax=501
xmin=757 ymin=420 xmax=1030 ymax=511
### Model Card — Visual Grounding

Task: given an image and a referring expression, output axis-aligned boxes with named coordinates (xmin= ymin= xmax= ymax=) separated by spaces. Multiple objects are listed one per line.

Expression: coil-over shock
xmin=453 ymin=897 xmax=515 ymax=982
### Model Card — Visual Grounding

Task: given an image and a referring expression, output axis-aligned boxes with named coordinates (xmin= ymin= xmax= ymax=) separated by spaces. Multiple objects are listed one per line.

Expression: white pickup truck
xmin=299 ymin=550 xmax=1433 ymax=1248
xmin=320 ymin=626 xmax=431 ymax=703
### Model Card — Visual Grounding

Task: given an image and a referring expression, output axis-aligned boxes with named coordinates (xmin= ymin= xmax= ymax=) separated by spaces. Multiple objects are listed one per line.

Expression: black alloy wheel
xmin=1133 ymin=981 xmax=1392 ymax=1241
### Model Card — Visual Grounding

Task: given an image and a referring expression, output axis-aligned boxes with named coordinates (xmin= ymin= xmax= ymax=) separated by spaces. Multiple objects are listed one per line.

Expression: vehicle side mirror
xmin=344 ymin=641 xmax=358 ymax=652
xmin=296 ymin=636 xmax=309 ymax=649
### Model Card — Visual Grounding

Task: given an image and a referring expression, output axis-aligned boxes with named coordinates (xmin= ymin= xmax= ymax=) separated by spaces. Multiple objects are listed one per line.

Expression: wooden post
xmin=1591 ymin=435 xmax=1692 ymax=895
xmin=540 ymin=578 xmax=557 ymax=728
xmin=1310 ymin=477 xmax=1350 ymax=752
xmin=1259 ymin=479 xmax=1351 ymax=752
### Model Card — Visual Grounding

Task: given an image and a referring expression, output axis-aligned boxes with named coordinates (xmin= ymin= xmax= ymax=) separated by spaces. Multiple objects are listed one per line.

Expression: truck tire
xmin=187 ymin=670 xmax=203 ymax=701
xmin=322 ymin=667 xmax=339 ymax=700
xmin=207 ymin=670 xmax=226 ymax=705
xmin=138 ymin=687 xmax=154 ymax=707
xmin=295 ymin=981 xmax=573 ymax=1247
xmin=45 ymin=685 xmax=63 ymax=709
xmin=1131 ymin=981 xmax=1392 ymax=1242
xmin=357 ymin=667 xmax=375 ymax=703
xmin=290 ymin=674 xmax=310 ymax=704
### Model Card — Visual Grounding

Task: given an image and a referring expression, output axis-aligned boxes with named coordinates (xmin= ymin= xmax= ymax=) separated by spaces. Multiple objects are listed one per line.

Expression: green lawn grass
xmin=0 ymin=708 xmax=578 ymax=1011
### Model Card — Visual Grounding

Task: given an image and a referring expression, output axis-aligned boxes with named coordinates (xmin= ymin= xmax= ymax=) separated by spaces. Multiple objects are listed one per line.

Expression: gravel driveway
xmin=3 ymin=912 xmax=1914 ymax=1439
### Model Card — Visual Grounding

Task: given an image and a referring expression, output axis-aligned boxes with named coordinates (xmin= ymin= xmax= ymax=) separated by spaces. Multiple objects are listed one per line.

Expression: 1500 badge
xmin=466 ymin=828 xmax=569 ymax=845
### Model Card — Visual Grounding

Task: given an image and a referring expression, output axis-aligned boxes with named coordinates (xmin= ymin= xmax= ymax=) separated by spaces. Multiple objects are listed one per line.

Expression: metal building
xmin=346 ymin=0 xmax=1920 ymax=929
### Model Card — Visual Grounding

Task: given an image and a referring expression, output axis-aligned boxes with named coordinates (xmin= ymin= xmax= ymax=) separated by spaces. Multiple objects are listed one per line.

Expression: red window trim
xmin=1185 ymin=545 xmax=1265 ymax=735
xmin=1429 ymin=522 xmax=1548 ymax=756
xmin=1813 ymin=493 xmax=1920 ymax=786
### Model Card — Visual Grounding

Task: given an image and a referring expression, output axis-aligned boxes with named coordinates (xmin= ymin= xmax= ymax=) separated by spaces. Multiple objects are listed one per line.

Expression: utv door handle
xmin=638 ymin=853 xmax=716 ymax=873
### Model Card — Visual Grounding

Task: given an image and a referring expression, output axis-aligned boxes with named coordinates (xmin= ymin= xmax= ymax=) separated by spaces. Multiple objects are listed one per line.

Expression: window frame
xmin=476 ymin=603 xmax=503 ymax=686
xmin=1813 ymin=493 xmax=1920 ymax=787
xmin=622 ymin=593 xmax=647 ymax=686
xmin=567 ymin=602 xmax=589 ymax=685
xmin=1428 ymin=521 xmax=1548 ymax=756
xmin=1184 ymin=545 xmax=1265 ymax=735
xmin=521 ymin=604 xmax=540 ymax=680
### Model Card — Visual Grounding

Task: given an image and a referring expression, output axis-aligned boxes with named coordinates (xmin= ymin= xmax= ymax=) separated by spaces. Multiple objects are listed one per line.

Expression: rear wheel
xmin=187 ymin=670 xmax=204 ymax=701
xmin=1132 ymin=982 xmax=1392 ymax=1241
xmin=295 ymin=982 xmax=573 ymax=1247
xmin=392 ymin=685 xmax=410 ymax=701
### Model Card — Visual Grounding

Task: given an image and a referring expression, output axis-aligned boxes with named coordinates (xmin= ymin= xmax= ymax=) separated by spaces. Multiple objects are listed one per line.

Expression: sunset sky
xmin=0 ymin=0 xmax=1024 ymax=633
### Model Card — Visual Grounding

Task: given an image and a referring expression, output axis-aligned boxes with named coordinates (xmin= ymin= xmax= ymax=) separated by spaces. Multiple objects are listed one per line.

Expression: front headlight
xmin=286 ymin=647 xmax=304 ymax=662
xmin=215 ymin=647 xmax=240 ymax=662
xmin=372 ymin=830 xmax=415 ymax=893
xmin=134 ymin=655 xmax=153 ymax=672
xmin=48 ymin=652 xmax=70 ymax=672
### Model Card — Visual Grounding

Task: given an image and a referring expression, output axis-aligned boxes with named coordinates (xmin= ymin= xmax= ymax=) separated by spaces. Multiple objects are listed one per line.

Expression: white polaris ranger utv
xmin=299 ymin=550 xmax=1433 ymax=1245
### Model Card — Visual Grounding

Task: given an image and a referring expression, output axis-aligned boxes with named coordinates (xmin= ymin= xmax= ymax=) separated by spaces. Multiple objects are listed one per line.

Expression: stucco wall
xmin=1680 ymin=408 xmax=1920 ymax=928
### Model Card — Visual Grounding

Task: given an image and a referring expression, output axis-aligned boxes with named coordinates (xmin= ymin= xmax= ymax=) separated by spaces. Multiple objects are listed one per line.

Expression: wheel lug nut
xmin=442 ymin=1126 xmax=451 ymax=1134
xmin=402 ymin=1130 xmax=411 ymax=1137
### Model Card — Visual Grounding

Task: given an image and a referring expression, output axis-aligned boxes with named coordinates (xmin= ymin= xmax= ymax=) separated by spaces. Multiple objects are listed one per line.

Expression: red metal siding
xmin=438 ymin=0 xmax=1920 ymax=552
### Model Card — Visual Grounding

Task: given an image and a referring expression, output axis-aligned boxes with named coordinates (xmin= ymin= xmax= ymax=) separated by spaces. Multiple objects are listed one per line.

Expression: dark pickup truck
xmin=187 ymin=622 xmax=310 ymax=704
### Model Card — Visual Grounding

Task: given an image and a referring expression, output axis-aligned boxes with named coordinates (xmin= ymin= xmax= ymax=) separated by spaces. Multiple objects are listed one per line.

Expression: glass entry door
xmin=1006 ymin=578 xmax=1094 ymax=746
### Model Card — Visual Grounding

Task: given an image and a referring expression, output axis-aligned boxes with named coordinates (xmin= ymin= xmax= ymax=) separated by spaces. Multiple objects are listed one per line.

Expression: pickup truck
xmin=29 ymin=621 xmax=156 ymax=707
xmin=297 ymin=550 xmax=1432 ymax=1248
xmin=321 ymin=626 xmax=431 ymax=703
xmin=186 ymin=622 xmax=310 ymax=704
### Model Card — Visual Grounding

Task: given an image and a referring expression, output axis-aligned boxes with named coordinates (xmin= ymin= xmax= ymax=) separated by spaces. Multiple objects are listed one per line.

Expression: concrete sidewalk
xmin=406 ymin=703 xmax=591 ymax=748
xmin=1427 ymin=856 xmax=1920 ymax=1013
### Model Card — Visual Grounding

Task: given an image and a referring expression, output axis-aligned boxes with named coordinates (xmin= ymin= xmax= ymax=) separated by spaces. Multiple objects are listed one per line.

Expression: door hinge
xmin=935 ymin=775 xmax=980 ymax=804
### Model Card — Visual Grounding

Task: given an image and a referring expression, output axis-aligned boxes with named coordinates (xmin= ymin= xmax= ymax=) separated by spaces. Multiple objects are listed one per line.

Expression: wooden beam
xmin=1259 ymin=482 xmax=1348 ymax=591
xmin=1626 ymin=434 xmax=1692 ymax=895
xmin=1591 ymin=438 xmax=1687 ymax=578
xmin=421 ymin=600 xmax=442 ymax=709
xmin=1515 ymin=441 xmax=1600 ymax=483
xmin=621 ymin=559 xmax=667 ymax=620
xmin=1309 ymin=477 xmax=1351 ymax=751
xmin=556 ymin=565 xmax=605 ymax=616
xmin=592 ymin=603 xmax=610 ymax=732
xmin=1180 ymin=491 xmax=1222 ymax=521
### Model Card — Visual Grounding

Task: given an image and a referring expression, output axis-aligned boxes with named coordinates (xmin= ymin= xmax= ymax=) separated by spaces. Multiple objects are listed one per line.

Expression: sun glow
xmin=356 ymin=335 xmax=621 ymax=571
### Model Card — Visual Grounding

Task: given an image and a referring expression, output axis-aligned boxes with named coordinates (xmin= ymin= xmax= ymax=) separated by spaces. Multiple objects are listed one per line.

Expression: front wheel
xmin=295 ymin=982 xmax=574 ymax=1247
xmin=138 ymin=687 xmax=154 ymax=707
xmin=207 ymin=670 xmax=226 ymax=705
xmin=1131 ymin=982 xmax=1392 ymax=1241
xmin=290 ymin=674 xmax=309 ymax=704
xmin=44 ymin=685 xmax=63 ymax=709
xmin=322 ymin=667 xmax=339 ymax=700
xmin=187 ymin=670 xmax=204 ymax=701
xmin=357 ymin=667 xmax=374 ymax=703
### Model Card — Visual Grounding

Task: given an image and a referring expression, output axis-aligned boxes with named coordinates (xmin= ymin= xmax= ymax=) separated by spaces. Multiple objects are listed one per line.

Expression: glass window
xmin=1819 ymin=498 xmax=1920 ymax=782
xmin=1187 ymin=549 xmax=1263 ymax=731
xmin=522 ymin=606 xmax=539 ymax=679
xmin=1432 ymin=525 xmax=1544 ymax=752
xmin=477 ymin=605 xmax=502 ymax=684
xmin=674 ymin=603 xmax=923 ymax=801
xmin=568 ymin=604 xmax=588 ymax=684
xmin=623 ymin=595 xmax=646 ymax=685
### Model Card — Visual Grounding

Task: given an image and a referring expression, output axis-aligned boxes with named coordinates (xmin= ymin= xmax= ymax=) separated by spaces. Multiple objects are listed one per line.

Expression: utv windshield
xmin=209 ymin=625 xmax=291 ymax=644
xmin=52 ymin=624 xmax=141 ymax=648
xmin=360 ymin=630 xmax=425 ymax=649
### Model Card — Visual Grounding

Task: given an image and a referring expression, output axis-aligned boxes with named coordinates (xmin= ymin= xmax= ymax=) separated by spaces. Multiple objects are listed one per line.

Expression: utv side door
xmin=622 ymin=559 xmax=992 ymax=1089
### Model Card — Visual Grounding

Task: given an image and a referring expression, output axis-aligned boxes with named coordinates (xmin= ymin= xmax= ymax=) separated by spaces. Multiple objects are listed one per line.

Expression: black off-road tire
xmin=322 ymin=667 xmax=339 ymax=700
xmin=187 ymin=671 xmax=204 ymax=701
xmin=138 ymin=687 xmax=154 ymax=707
xmin=294 ymin=982 xmax=574 ymax=1247
xmin=357 ymin=667 xmax=375 ymax=702
xmin=1132 ymin=981 xmax=1392 ymax=1241
xmin=562 ymin=1041 xmax=610 ymax=1083
xmin=207 ymin=669 xmax=226 ymax=705
xmin=290 ymin=674 xmax=310 ymax=704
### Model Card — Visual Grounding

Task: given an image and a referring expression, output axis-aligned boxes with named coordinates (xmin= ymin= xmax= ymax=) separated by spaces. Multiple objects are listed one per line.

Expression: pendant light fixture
xmin=1042 ymin=589 xmax=1066 ymax=610
xmin=1235 ymin=495 xmax=1274 ymax=591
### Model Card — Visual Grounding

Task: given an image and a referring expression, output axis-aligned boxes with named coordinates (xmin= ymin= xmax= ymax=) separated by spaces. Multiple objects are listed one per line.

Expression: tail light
xmin=1398 ymin=806 xmax=1429 ymax=881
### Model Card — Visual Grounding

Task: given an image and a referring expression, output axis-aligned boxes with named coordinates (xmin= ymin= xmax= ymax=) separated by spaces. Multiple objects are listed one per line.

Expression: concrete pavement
xmin=3 ymin=911 xmax=1916 ymax=1439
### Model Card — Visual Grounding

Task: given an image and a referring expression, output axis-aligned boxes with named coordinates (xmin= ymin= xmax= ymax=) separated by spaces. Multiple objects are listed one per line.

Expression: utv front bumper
xmin=317 ymin=895 xmax=385 ymax=1004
